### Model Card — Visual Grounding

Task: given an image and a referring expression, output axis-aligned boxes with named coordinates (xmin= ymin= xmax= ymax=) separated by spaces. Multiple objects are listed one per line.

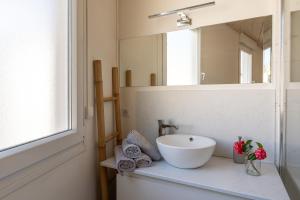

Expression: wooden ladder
xmin=93 ymin=60 xmax=122 ymax=200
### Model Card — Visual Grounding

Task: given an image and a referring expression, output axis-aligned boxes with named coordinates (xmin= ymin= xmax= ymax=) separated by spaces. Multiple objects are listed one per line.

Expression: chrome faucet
xmin=158 ymin=120 xmax=178 ymax=137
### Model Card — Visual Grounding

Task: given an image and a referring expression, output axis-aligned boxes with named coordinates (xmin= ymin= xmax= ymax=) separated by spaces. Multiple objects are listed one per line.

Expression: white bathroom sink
xmin=156 ymin=135 xmax=216 ymax=169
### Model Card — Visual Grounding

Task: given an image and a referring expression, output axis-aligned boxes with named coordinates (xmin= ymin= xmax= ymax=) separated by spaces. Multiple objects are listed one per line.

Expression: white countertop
xmin=101 ymin=156 xmax=290 ymax=200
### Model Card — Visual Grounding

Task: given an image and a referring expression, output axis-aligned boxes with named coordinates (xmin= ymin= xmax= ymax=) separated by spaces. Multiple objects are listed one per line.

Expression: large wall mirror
xmin=119 ymin=15 xmax=272 ymax=87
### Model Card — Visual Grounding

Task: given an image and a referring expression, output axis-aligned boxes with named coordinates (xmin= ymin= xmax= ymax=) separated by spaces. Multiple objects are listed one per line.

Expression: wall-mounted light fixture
xmin=148 ymin=1 xmax=215 ymax=27
xmin=177 ymin=12 xmax=192 ymax=27
xmin=148 ymin=1 xmax=215 ymax=19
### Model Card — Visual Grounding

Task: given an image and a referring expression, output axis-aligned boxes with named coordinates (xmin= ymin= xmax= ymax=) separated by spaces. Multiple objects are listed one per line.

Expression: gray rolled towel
xmin=122 ymin=139 xmax=142 ymax=159
xmin=115 ymin=145 xmax=136 ymax=173
xmin=134 ymin=153 xmax=152 ymax=168
xmin=127 ymin=130 xmax=161 ymax=161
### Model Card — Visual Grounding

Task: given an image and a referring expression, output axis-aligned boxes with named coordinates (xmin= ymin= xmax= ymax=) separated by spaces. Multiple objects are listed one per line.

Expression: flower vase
xmin=246 ymin=160 xmax=261 ymax=176
xmin=233 ymin=149 xmax=246 ymax=164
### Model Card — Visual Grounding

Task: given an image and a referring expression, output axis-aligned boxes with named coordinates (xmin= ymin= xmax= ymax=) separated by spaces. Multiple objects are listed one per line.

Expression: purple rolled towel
xmin=134 ymin=153 xmax=152 ymax=168
xmin=127 ymin=130 xmax=161 ymax=161
xmin=122 ymin=139 xmax=142 ymax=159
xmin=115 ymin=145 xmax=136 ymax=173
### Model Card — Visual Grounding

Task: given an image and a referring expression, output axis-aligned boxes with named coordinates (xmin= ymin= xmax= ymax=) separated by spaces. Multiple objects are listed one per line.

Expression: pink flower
xmin=255 ymin=148 xmax=267 ymax=160
xmin=234 ymin=140 xmax=245 ymax=154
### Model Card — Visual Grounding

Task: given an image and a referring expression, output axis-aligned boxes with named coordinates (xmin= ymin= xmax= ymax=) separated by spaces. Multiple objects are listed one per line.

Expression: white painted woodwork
xmin=101 ymin=156 xmax=290 ymax=200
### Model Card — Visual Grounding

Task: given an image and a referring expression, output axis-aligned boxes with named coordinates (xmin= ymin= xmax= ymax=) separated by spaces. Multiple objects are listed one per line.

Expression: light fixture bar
xmin=148 ymin=1 xmax=215 ymax=19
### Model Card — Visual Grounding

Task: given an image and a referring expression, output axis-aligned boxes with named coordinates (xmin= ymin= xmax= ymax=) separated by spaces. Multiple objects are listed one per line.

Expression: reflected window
xmin=240 ymin=50 xmax=253 ymax=84
xmin=166 ymin=29 xmax=199 ymax=86
xmin=263 ymin=47 xmax=272 ymax=83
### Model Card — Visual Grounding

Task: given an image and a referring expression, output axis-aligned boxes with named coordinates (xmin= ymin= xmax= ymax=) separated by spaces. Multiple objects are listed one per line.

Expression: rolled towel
xmin=115 ymin=145 xmax=136 ymax=173
xmin=134 ymin=153 xmax=152 ymax=168
xmin=127 ymin=130 xmax=161 ymax=161
xmin=122 ymin=139 xmax=142 ymax=159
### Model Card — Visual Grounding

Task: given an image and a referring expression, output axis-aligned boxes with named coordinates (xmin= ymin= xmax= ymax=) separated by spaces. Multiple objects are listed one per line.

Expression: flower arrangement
xmin=233 ymin=136 xmax=267 ymax=176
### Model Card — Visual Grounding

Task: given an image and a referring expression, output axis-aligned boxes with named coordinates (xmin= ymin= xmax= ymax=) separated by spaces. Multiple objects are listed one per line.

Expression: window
xmin=0 ymin=1 xmax=85 ymax=192
xmin=166 ymin=29 xmax=199 ymax=86
xmin=0 ymin=0 xmax=77 ymax=154
xmin=263 ymin=47 xmax=272 ymax=83
xmin=240 ymin=50 xmax=253 ymax=84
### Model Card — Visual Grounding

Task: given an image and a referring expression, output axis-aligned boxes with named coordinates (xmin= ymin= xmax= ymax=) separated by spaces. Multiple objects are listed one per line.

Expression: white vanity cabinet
xmin=102 ymin=157 xmax=290 ymax=200
xmin=117 ymin=174 xmax=247 ymax=200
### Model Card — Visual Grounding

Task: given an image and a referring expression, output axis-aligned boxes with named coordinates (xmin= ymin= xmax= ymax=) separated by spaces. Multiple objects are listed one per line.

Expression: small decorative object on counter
xmin=245 ymin=142 xmax=267 ymax=176
xmin=246 ymin=159 xmax=261 ymax=176
xmin=233 ymin=137 xmax=267 ymax=176
xmin=233 ymin=136 xmax=247 ymax=164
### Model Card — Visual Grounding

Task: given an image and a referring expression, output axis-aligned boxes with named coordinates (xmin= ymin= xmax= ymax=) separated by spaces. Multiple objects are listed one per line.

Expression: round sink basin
xmin=156 ymin=135 xmax=216 ymax=169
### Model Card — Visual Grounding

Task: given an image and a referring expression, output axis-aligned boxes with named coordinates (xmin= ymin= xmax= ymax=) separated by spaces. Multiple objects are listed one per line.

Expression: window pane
xmin=263 ymin=47 xmax=271 ymax=83
xmin=240 ymin=50 xmax=253 ymax=84
xmin=166 ymin=30 xmax=198 ymax=86
xmin=0 ymin=0 xmax=70 ymax=151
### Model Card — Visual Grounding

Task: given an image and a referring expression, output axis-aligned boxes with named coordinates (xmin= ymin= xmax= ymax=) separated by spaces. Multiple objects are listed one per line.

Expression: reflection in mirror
xmin=291 ymin=11 xmax=300 ymax=82
xmin=119 ymin=16 xmax=272 ymax=87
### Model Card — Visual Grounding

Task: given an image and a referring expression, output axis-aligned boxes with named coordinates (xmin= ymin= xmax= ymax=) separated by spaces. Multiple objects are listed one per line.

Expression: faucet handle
xmin=158 ymin=119 xmax=164 ymax=126
xmin=173 ymin=125 xmax=179 ymax=130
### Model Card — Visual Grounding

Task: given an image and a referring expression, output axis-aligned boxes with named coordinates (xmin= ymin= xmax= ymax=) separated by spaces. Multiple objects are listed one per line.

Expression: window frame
xmin=0 ymin=0 xmax=84 ymax=181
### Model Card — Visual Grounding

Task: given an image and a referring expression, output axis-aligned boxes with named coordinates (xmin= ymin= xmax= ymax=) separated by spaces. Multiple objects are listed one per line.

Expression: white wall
xmin=284 ymin=80 xmax=300 ymax=200
xmin=118 ymin=0 xmax=275 ymax=39
xmin=286 ymin=89 xmax=300 ymax=168
xmin=291 ymin=11 xmax=300 ymax=82
xmin=200 ymin=24 xmax=264 ymax=84
xmin=119 ymin=35 xmax=163 ymax=87
xmin=283 ymin=2 xmax=300 ymax=199
xmin=200 ymin=24 xmax=240 ymax=84
xmin=2 ymin=0 xmax=117 ymax=199
xmin=121 ymin=87 xmax=276 ymax=162
xmin=252 ymin=45 xmax=264 ymax=83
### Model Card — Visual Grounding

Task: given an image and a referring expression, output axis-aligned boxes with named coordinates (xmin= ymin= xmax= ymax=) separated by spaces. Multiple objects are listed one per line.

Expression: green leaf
xmin=248 ymin=153 xmax=257 ymax=161
xmin=256 ymin=142 xmax=263 ymax=148
xmin=243 ymin=141 xmax=253 ymax=153
xmin=246 ymin=140 xmax=252 ymax=145
xmin=242 ymin=145 xmax=247 ymax=152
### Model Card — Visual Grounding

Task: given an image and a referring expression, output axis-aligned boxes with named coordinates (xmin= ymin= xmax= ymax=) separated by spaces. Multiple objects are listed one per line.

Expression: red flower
xmin=234 ymin=140 xmax=245 ymax=154
xmin=255 ymin=148 xmax=267 ymax=160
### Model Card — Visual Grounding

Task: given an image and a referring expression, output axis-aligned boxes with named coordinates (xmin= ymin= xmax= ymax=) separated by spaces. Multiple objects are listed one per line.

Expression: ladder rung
xmin=105 ymin=132 xmax=119 ymax=142
xmin=103 ymin=96 xmax=117 ymax=102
